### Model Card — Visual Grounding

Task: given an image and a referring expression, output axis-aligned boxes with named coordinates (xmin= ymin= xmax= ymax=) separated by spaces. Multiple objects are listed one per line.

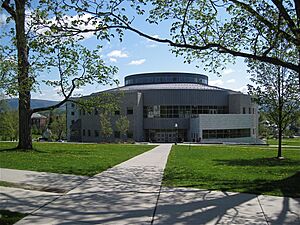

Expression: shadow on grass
xmin=0 ymin=147 xmax=45 ymax=153
xmin=214 ymin=157 xmax=300 ymax=167
xmin=174 ymin=172 xmax=300 ymax=198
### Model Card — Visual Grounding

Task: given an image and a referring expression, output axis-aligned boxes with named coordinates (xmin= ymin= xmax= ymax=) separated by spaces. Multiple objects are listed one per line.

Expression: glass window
xmin=153 ymin=105 xmax=160 ymax=118
xmin=203 ymin=129 xmax=251 ymax=139
xmin=127 ymin=107 xmax=133 ymax=115
xmin=94 ymin=130 xmax=99 ymax=137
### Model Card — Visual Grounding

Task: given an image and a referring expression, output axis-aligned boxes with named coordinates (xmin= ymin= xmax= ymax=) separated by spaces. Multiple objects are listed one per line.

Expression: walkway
xmin=13 ymin=144 xmax=172 ymax=224
xmin=1 ymin=144 xmax=299 ymax=224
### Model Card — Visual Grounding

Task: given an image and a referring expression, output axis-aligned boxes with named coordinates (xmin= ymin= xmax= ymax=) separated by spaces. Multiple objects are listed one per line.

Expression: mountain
xmin=5 ymin=99 xmax=65 ymax=110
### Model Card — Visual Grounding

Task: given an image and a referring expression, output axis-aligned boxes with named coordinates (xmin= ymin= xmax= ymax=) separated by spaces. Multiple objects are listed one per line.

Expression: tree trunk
xmin=276 ymin=66 xmax=283 ymax=159
xmin=277 ymin=125 xmax=283 ymax=158
xmin=15 ymin=0 xmax=32 ymax=150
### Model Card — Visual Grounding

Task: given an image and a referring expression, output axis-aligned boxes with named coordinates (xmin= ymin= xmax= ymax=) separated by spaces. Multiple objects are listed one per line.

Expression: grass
xmin=0 ymin=210 xmax=27 ymax=225
xmin=163 ymin=145 xmax=300 ymax=197
xmin=0 ymin=142 xmax=154 ymax=176
xmin=267 ymin=137 xmax=300 ymax=146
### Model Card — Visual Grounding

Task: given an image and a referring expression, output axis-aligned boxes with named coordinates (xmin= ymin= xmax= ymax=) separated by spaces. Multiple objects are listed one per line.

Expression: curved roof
xmin=110 ymin=82 xmax=238 ymax=93
xmin=125 ymin=72 xmax=208 ymax=86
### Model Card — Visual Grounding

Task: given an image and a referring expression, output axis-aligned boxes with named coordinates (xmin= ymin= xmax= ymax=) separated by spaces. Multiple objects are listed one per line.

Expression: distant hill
xmin=5 ymin=99 xmax=65 ymax=110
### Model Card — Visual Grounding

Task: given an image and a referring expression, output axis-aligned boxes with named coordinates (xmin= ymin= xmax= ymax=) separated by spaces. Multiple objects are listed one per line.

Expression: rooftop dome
xmin=125 ymin=72 xmax=208 ymax=86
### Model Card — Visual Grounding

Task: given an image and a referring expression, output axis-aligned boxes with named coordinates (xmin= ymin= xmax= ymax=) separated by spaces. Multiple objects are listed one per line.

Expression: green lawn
xmin=267 ymin=137 xmax=300 ymax=146
xmin=0 ymin=142 xmax=154 ymax=176
xmin=163 ymin=145 xmax=300 ymax=197
xmin=0 ymin=210 xmax=27 ymax=225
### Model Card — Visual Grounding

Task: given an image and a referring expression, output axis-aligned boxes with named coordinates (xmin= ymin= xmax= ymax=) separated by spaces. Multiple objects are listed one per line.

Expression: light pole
xmin=174 ymin=123 xmax=178 ymax=145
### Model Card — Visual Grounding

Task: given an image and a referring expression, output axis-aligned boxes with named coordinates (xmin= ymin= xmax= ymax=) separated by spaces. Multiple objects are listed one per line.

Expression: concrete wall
xmin=143 ymin=89 xmax=229 ymax=106
xmin=66 ymin=101 xmax=81 ymax=141
xmin=229 ymin=93 xmax=252 ymax=114
xmin=190 ymin=114 xmax=258 ymax=143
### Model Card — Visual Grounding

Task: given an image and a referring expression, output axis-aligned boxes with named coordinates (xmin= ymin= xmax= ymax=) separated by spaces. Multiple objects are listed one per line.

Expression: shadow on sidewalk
xmin=1 ymin=166 xmax=299 ymax=225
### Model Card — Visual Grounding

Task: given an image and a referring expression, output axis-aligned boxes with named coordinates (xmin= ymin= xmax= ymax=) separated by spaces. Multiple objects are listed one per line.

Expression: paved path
xmin=0 ymin=168 xmax=88 ymax=192
xmin=14 ymin=144 xmax=172 ymax=225
xmin=1 ymin=144 xmax=299 ymax=225
xmin=154 ymin=187 xmax=300 ymax=225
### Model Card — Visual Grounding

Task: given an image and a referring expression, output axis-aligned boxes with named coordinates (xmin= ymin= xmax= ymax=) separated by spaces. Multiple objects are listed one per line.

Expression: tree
xmin=49 ymin=112 xmax=66 ymax=140
xmin=115 ymin=115 xmax=130 ymax=141
xmin=1 ymin=0 xmax=117 ymax=149
xmin=248 ymin=63 xmax=299 ymax=158
xmin=99 ymin=111 xmax=113 ymax=142
xmin=60 ymin=0 xmax=300 ymax=86
xmin=0 ymin=96 xmax=19 ymax=141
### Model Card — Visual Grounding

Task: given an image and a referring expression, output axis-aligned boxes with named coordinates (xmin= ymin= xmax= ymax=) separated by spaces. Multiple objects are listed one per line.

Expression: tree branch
xmin=1 ymin=0 xmax=16 ymax=20
xmin=31 ymin=77 xmax=78 ymax=113
xmin=229 ymin=0 xmax=297 ymax=46
xmin=180 ymin=0 xmax=193 ymax=45
xmin=271 ymin=0 xmax=298 ymax=37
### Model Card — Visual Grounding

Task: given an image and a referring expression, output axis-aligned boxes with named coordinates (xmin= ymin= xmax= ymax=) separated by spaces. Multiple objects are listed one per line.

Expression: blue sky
xmin=0 ymin=4 xmax=251 ymax=101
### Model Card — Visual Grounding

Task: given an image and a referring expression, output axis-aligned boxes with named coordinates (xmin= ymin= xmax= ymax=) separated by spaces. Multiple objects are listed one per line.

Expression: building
xmin=31 ymin=113 xmax=47 ymax=130
xmin=67 ymin=72 xmax=259 ymax=143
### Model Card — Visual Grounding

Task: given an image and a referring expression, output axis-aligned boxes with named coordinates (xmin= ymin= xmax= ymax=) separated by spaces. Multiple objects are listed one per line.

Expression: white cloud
xmin=209 ymin=80 xmax=224 ymax=86
xmin=128 ymin=59 xmax=146 ymax=65
xmin=146 ymin=44 xmax=158 ymax=48
xmin=28 ymin=12 xmax=100 ymax=40
xmin=54 ymin=86 xmax=61 ymax=92
xmin=234 ymin=85 xmax=248 ymax=94
xmin=109 ymin=58 xmax=117 ymax=62
xmin=223 ymin=68 xmax=234 ymax=75
xmin=107 ymin=50 xmax=128 ymax=58
xmin=0 ymin=13 xmax=7 ymax=26
xmin=226 ymin=79 xmax=236 ymax=84
xmin=151 ymin=34 xmax=159 ymax=39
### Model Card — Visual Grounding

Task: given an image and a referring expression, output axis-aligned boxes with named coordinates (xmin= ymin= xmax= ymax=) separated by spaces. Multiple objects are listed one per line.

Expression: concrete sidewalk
xmin=0 ymin=168 xmax=88 ymax=192
xmin=154 ymin=187 xmax=300 ymax=225
xmin=14 ymin=144 xmax=172 ymax=224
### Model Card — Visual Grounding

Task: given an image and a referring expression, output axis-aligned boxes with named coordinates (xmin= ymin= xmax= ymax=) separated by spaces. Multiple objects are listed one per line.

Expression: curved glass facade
xmin=125 ymin=72 xmax=208 ymax=86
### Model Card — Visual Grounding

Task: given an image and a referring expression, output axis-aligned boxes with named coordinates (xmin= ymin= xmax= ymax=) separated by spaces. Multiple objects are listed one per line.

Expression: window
xmin=88 ymin=130 xmax=91 ymax=137
xmin=114 ymin=131 xmax=120 ymax=138
xmin=71 ymin=111 xmax=75 ymax=116
xmin=143 ymin=105 xmax=229 ymax=118
xmin=71 ymin=103 xmax=75 ymax=108
xmin=243 ymin=107 xmax=246 ymax=114
xmin=115 ymin=110 xmax=120 ymax=115
xmin=94 ymin=130 xmax=99 ymax=137
xmin=249 ymin=108 xmax=251 ymax=114
xmin=203 ymin=129 xmax=251 ymax=139
xmin=83 ymin=110 xmax=86 ymax=115
xmin=94 ymin=109 xmax=98 ymax=115
xmin=71 ymin=120 xmax=74 ymax=124
xmin=127 ymin=107 xmax=133 ymax=115
xmin=82 ymin=129 xmax=86 ymax=136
